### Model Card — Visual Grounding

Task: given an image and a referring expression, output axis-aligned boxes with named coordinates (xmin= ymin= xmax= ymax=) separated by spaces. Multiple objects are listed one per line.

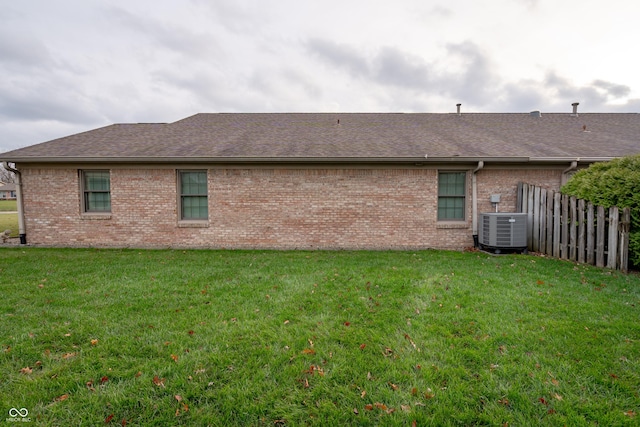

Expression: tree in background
xmin=561 ymin=154 xmax=640 ymax=268
xmin=0 ymin=163 xmax=16 ymax=183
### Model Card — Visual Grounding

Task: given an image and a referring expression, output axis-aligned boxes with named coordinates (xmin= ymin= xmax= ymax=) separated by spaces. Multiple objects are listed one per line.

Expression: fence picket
xmin=586 ymin=202 xmax=595 ymax=265
xmin=553 ymin=192 xmax=561 ymax=257
xmin=607 ymin=207 xmax=619 ymax=269
xmin=561 ymin=195 xmax=569 ymax=260
xmin=578 ymin=199 xmax=586 ymax=264
xmin=546 ymin=190 xmax=554 ymax=255
xmin=596 ymin=206 xmax=605 ymax=268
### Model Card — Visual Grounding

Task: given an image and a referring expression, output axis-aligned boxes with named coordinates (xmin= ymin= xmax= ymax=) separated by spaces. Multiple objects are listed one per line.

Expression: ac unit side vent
xmin=478 ymin=213 xmax=528 ymax=252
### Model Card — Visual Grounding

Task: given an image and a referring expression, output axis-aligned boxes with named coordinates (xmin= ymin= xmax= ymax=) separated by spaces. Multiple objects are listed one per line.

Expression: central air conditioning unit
xmin=478 ymin=212 xmax=528 ymax=253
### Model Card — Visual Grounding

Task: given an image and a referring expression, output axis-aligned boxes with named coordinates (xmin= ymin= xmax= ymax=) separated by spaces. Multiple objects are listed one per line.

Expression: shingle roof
xmin=2 ymin=112 xmax=639 ymax=163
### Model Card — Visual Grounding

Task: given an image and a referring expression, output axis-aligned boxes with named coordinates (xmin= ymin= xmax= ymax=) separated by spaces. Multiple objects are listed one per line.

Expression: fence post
xmin=516 ymin=182 xmax=523 ymax=212
xmin=607 ymin=207 xmax=619 ymax=269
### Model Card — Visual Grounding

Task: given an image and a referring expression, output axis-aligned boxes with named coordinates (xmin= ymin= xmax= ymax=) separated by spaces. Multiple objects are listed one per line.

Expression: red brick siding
xmin=18 ymin=166 xmax=564 ymax=249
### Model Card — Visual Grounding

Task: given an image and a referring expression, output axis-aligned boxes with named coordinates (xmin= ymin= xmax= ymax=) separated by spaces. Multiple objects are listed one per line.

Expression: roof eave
xmin=2 ymin=155 xmax=616 ymax=165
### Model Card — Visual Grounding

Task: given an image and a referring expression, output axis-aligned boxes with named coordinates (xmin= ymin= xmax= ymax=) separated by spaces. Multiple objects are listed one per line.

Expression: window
xmin=438 ymin=172 xmax=466 ymax=220
xmin=81 ymin=170 xmax=111 ymax=213
xmin=179 ymin=170 xmax=208 ymax=220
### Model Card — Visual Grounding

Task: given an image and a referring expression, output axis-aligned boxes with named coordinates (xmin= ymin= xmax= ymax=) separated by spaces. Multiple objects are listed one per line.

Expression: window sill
xmin=436 ymin=221 xmax=469 ymax=229
xmin=178 ymin=221 xmax=209 ymax=228
xmin=81 ymin=213 xmax=112 ymax=220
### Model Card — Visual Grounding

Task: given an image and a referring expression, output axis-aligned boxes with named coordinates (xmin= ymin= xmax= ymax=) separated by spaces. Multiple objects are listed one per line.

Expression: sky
xmin=1 ymin=0 xmax=639 ymax=153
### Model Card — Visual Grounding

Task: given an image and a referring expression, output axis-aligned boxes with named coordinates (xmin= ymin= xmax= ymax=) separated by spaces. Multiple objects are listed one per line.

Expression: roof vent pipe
xmin=456 ymin=103 xmax=462 ymax=115
xmin=571 ymin=102 xmax=579 ymax=116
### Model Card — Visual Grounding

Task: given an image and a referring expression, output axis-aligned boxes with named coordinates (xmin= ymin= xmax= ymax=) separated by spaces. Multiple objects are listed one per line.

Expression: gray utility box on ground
xmin=478 ymin=212 xmax=528 ymax=253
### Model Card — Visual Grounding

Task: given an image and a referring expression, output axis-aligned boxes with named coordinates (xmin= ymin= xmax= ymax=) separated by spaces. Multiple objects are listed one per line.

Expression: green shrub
xmin=561 ymin=154 xmax=640 ymax=268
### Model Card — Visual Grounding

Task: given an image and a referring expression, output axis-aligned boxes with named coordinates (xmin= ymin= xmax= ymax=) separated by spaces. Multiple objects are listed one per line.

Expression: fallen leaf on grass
xmin=624 ymin=410 xmax=637 ymax=417
xmin=20 ymin=367 xmax=32 ymax=375
xmin=374 ymin=402 xmax=388 ymax=411
xmin=171 ymin=354 xmax=179 ymax=362
xmin=404 ymin=333 xmax=418 ymax=350
xmin=364 ymin=404 xmax=374 ymax=411
xmin=105 ymin=414 xmax=114 ymax=423
xmin=361 ymin=390 xmax=366 ymax=398
xmin=153 ymin=375 xmax=165 ymax=388
xmin=353 ymin=408 xmax=359 ymax=415
xmin=62 ymin=352 xmax=76 ymax=359
xmin=301 ymin=348 xmax=316 ymax=355
xmin=91 ymin=339 xmax=99 ymax=345
xmin=553 ymin=393 xmax=562 ymax=401
xmin=100 ymin=376 xmax=109 ymax=384
xmin=174 ymin=395 xmax=183 ymax=402
xmin=388 ymin=382 xmax=399 ymax=391
xmin=401 ymin=405 xmax=411 ymax=412
xmin=344 ymin=322 xmax=351 ymax=327
xmin=359 ymin=343 xmax=366 ymax=350
xmin=55 ymin=394 xmax=69 ymax=402
xmin=538 ymin=397 xmax=549 ymax=406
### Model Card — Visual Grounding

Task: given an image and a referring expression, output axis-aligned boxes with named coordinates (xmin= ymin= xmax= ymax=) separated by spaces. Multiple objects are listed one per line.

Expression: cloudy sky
xmin=1 ymin=0 xmax=638 ymax=153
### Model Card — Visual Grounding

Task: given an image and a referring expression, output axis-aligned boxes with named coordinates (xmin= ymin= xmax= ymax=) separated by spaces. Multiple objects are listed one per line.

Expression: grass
xmin=1 ymin=249 xmax=639 ymax=426
xmin=0 ymin=212 xmax=18 ymax=237
xmin=0 ymin=200 xmax=18 ymax=238
xmin=0 ymin=199 xmax=17 ymax=212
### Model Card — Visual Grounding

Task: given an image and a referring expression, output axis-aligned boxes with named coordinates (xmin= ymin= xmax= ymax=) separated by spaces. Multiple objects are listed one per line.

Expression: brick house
xmin=0 ymin=183 xmax=16 ymax=200
xmin=1 ymin=108 xmax=639 ymax=249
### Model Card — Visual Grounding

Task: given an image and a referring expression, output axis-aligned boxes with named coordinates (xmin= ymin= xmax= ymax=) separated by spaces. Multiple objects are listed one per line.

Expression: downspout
xmin=472 ymin=160 xmax=484 ymax=247
xmin=2 ymin=162 xmax=26 ymax=244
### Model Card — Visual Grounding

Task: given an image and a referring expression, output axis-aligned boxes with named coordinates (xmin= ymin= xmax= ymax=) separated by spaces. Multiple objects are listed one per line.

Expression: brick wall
xmin=19 ymin=165 xmax=565 ymax=249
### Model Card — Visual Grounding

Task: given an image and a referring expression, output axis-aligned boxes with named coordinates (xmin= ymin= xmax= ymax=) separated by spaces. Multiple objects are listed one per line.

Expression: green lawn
xmin=0 ymin=212 xmax=18 ymax=237
xmin=1 ymin=249 xmax=638 ymax=426
xmin=0 ymin=199 xmax=17 ymax=211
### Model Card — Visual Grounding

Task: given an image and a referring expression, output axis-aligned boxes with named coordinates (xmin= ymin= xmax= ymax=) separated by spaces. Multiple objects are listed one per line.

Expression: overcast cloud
xmin=1 ymin=0 xmax=638 ymax=152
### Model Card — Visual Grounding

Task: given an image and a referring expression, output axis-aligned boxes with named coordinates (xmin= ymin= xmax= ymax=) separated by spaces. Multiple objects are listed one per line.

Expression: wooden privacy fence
xmin=517 ymin=183 xmax=631 ymax=273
